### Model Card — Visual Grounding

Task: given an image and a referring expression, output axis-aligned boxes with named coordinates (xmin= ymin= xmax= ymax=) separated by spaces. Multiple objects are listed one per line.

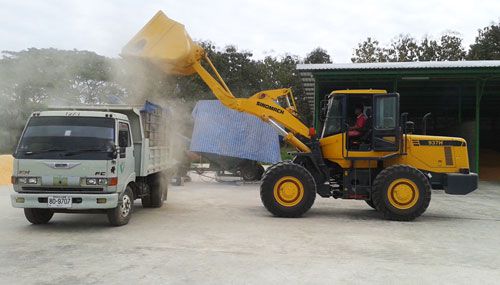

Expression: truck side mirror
xmin=119 ymin=132 xmax=129 ymax=148
xmin=111 ymin=144 xmax=118 ymax=159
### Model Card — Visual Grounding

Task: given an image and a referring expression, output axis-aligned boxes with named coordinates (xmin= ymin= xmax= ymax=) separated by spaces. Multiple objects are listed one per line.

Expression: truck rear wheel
xmin=260 ymin=162 xmax=316 ymax=217
xmin=150 ymin=176 xmax=167 ymax=208
xmin=24 ymin=208 xmax=54 ymax=224
xmin=241 ymin=161 xmax=265 ymax=181
xmin=107 ymin=186 xmax=134 ymax=226
xmin=372 ymin=165 xmax=431 ymax=221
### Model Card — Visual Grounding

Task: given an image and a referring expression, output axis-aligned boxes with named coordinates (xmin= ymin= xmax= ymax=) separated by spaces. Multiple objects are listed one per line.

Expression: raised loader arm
xmin=121 ymin=11 xmax=311 ymax=153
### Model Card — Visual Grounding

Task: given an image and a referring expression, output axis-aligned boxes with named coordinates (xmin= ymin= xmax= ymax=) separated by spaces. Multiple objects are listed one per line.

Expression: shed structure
xmin=297 ymin=61 xmax=500 ymax=177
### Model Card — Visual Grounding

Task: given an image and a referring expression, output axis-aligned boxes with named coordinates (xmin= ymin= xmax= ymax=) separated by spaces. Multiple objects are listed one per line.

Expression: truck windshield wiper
xmin=64 ymin=148 xmax=110 ymax=156
xmin=24 ymin=148 xmax=67 ymax=155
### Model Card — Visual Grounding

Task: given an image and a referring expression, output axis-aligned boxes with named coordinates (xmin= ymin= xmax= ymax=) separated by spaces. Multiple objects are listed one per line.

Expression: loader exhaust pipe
xmin=422 ymin=112 xmax=431 ymax=135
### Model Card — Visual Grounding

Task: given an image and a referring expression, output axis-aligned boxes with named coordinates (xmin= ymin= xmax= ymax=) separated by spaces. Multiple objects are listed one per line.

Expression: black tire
xmin=171 ymin=176 xmax=183 ymax=186
xmin=24 ymin=208 xmax=54 ymax=224
xmin=150 ymin=175 xmax=168 ymax=208
xmin=260 ymin=161 xmax=316 ymax=217
xmin=240 ymin=161 xmax=264 ymax=181
xmin=372 ymin=165 xmax=431 ymax=221
xmin=365 ymin=199 xmax=376 ymax=210
xmin=256 ymin=164 xmax=265 ymax=180
xmin=107 ymin=186 xmax=134 ymax=226
xmin=141 ymin=183 xmax=153 ymax=208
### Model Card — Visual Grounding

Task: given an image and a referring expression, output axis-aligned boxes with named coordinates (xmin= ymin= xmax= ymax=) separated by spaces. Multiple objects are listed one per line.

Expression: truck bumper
xmin=11 ymin=193 xmax=119 ymax=209
xmin=444 ymin=172 xmax=478 ymax=195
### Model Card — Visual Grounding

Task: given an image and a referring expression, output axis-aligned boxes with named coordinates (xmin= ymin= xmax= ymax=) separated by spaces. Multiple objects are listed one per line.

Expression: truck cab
xmin=11 ymin=102 xmax=174 ymax=226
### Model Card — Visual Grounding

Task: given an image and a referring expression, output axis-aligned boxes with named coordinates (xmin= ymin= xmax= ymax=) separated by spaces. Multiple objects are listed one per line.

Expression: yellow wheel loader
xmin=121 ymin=11 xmax=478 ymax=221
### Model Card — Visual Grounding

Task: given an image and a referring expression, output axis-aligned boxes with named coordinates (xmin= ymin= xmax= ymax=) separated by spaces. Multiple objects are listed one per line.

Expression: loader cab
xmin=320 ymin=90 xmax=400 ymax=152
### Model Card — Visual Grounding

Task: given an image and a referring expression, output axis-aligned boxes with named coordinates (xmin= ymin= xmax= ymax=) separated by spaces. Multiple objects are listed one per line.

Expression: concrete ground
xmin=0 ymin=175 xmax=499 ymax=285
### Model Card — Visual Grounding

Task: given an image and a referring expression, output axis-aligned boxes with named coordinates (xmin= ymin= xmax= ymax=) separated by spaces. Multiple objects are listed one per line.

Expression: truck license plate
xmin=48 ymin=196 xmax=72 ymax=208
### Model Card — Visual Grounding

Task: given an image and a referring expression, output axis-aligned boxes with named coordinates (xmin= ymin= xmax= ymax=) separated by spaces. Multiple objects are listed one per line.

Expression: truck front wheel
xmin=24 ymin=208 xmax=54 ymax=224
xmin=107 ymin=186 xmax=134 ymax=226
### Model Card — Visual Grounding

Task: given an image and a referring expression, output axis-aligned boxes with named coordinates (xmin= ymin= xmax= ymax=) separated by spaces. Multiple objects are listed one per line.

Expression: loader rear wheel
xmin=365 ymin=199 xmax=376 ymax=210
xmin=260 ymin=162 xmax=316 ymax=217
xmin=372 ymin=165 xmax=431 ymax=221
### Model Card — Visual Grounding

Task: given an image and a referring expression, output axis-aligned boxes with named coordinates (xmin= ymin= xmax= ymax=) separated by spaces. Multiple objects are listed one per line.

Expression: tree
xmin=438 ymin=32 xmax=466 ymax=60
xmin=351 ymin=37 xmax=385 ymax=63
xmin=418 ymin=36 xmax=440 ymax=61
xmin=386 ymin=34 xmax=420 ymax=62
xmin=304 ymin=47 xmax=332 ymax=64
xmin=0 ymin=48 xmax=130 ymax=152
xmin=468 ymin=22 xmax=500 ymax=60
xmin=352 ymin=32 xmax=466 ymax=62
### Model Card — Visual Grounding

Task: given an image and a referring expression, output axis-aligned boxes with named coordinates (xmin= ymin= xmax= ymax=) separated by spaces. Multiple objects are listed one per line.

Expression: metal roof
xmin=297 ymin=60 xmax=500 ymax=71
xmin=297 ymin=60 xmax=500 ymax=125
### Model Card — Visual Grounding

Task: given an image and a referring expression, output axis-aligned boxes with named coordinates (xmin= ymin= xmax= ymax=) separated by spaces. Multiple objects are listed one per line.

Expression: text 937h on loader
xmin=121 ymin=11 xmax=478 ymax=221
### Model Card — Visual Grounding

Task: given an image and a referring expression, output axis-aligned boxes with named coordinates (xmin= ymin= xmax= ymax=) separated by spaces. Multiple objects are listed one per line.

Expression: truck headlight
xmin=85 ymin=178 xmax=112 ymax=186
xmin=17 ymin=177 xmax=28 ymax=184
xmin=27 ymin=177 xmax=38 ymax=184
xmin=14 ymin=177 xmax=39 ymax=184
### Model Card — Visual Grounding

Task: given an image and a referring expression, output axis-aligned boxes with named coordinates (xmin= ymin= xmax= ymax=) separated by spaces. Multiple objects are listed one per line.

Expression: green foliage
xmin=352 ymin=32 xmax=466 ymax=62
xmin=468 ymin=22 xmax=500 ymax=60
xmin=438 ymin=33 xmax=467 ymax=60
xmin=0 ymin=45 xmax=317 ymax=153
xmin=0 ymin=48 xmax=127 ymax=152
xmin=304 ymin=47 xmax=332 ymax=64
xmin=351 ymin=37 xmax=386 ymax=63
xmin=280 ymin=145 xmax=295 ymax=161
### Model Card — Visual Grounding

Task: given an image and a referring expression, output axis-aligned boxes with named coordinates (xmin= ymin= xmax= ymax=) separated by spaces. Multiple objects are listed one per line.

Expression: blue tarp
xmin=141 ymin=100 xmax=170 ymax=116
xmin=190 ymin=100 xmax=281 ymax=164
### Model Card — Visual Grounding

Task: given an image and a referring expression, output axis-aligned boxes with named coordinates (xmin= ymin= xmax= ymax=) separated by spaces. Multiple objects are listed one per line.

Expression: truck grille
xmin=21 ymin=187 xmax=104 ymax=193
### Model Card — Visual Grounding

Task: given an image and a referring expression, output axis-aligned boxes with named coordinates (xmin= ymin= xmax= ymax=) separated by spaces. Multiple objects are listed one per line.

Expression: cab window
xmin=118 ymin=122 xmax=131 ymax=147
xmin=375 ymin=96 xmax=397 ymax=130
xmin=322 ymin=96 xmax=344 ymax=138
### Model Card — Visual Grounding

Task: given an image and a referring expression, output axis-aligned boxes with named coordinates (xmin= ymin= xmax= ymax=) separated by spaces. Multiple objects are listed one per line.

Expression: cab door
xmin=116 ymin=121 xmax=135 ymax=191
xmin=372 ymin=93 xmax=400 ymax=151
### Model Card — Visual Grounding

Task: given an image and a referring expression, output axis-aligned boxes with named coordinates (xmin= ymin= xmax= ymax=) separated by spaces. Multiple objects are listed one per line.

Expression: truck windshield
xmin=15 ymin=116 xmax=115 ymax=160
xmin=322 ymin=96 xmax=344 ymax=138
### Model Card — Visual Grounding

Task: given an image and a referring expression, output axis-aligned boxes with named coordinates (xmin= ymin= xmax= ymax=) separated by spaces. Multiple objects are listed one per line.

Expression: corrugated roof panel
xmin=297 ymin=60 xmax=500 ymax=71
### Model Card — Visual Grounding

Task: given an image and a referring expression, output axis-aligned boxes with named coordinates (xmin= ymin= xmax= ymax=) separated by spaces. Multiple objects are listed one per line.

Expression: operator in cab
xmin=348 ymin=104 xmax=367 ymax=138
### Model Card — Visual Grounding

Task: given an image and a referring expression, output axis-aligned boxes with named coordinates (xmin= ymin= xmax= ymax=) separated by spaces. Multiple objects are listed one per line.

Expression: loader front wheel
xmin=260 ymin=162 xmax=316 ymax=217
xmin=372 ymin=165 xmax=431 ymax=221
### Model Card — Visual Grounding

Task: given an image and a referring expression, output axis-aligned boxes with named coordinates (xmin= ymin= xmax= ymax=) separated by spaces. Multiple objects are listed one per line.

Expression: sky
xmin=0 ymin=0 xmax=499 ymax=63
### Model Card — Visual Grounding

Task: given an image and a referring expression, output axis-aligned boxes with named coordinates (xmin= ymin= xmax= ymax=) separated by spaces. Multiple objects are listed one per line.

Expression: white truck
xmin=11 ymin=101 xmax=178 ymax=226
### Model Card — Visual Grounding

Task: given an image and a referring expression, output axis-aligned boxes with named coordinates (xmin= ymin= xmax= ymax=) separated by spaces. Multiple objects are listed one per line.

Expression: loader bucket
xmin=121 ymin=11 xmax=201 ymax=75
